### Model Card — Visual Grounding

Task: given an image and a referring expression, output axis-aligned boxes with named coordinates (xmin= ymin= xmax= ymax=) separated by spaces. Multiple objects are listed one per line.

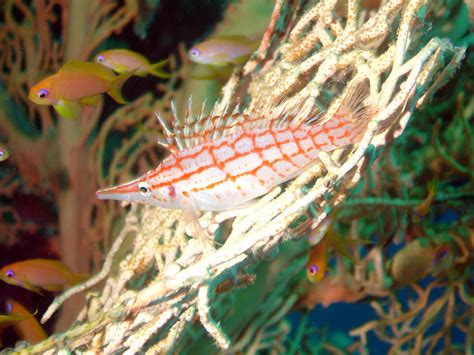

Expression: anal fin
xmin=54 ymin=100 xmax=81 ymax=119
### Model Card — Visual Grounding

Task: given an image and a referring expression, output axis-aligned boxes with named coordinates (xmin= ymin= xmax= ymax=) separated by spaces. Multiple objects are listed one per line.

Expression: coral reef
xmin=0 ymin=0 xmax=471 ymax=353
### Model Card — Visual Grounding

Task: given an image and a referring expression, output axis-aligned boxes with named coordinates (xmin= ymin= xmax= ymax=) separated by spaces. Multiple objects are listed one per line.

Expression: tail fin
xmin=107 ymin=69 xmax=136 ymax=104
xmin=149 ymin=59 xmax=170 ymax=79
xmin=334 ymin=78 xmax=376 ymax=141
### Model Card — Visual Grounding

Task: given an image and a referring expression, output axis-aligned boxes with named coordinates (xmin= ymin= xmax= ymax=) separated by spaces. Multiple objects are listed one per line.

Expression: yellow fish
xmin=413 ymin=179 xmax=437 ymax=222
xmin=306 ymin=234 xmax=330 ymax=283
xmin=5 ymin=300 xmax=47 ymax=345
xmin=0 ymin=314 xmax=29 ymax=324
xmin=0 ymin=312 xmax=30 ymax=346
xmin=188 ymin=35 xmax=259 ymax=66
xmin=95 ymin=49 xmax=170 ymax=78
xmin=0 ymin=313 xmax=30 ymax=331
xmin=389 ymin=239 xmax=452 ymax=284
xmin=0 ymin=258 xmax=89 ymax=294
xmin=430 ymin=244 xmax=453 ymax=277
xmin=28 ymin=60 xmax=134 ymax=119
xmin=0 ymin=147 xmax=10 ymax=162
xmin=390 ymin=239 xmax=433 ymax=284
xmin=306 ymin=227 xmax=367 ymax=283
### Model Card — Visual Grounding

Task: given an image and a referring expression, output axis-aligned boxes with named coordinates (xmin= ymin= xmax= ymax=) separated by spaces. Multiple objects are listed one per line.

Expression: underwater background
xmin=0 ymin=0 xmax=473 ymax=353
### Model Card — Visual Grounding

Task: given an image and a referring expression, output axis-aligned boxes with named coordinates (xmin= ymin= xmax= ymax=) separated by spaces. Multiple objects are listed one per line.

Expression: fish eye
xmin=189 ymin=48 xmax=201 ymax=57
xmin=5 ymin=269 xmax=15 ymax=278
xmin=138 ymin=182 xmax=151 ymax=196
xmin=97 ymin=55 xmax=105 ymax=62
xmin=38 ymin=89 xmax=49 ymax=99
xmin=308 ymin=265 xmax=319 ymax=275
xmin=437 ymin=248 xmax=449 ymax=260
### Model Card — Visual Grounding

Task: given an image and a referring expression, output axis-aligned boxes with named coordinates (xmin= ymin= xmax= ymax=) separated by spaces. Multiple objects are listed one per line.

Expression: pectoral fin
xmin=54 ymin=100 xmax=81 ymax=119
xmin=332 ymin=238 xmax=372 ymax=265
xmin=79 ymin=95 xmax=101 ymax=107
xmin=41 ymin=284 xmax=64 ymax=292
xmin=231 ymin=54 xmax=251 ymax=65
xmin=183 ymin=208 xmax=215 ymax=255
xmin=21 ymin=281 xmax=43 ymax=295
xmin=114 ymin=63 xmax=132 ymax=74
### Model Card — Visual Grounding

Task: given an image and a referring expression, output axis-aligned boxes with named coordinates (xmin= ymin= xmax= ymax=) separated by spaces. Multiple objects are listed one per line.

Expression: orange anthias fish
xmin=0 ymin=313 xmax=30 ymax=346
xmin=188 ymin=35 xmax=259 ymax=66
xmin=97 ymin=79 xmax=375 ymax=212
xmin=413 ymin=179 xmax=437 ymax=222
xmin=390 ymin=239 xmax=433 ymax=285
xmin=0 ymin=313 xmax=30 ymax=331
xmin=5 ymin=300 xmax=47 ymax=345
xmin=0 ymin=313 xmax=29 ymax=326
xmin=306 ymin=233 xmax=330 ymax=283
xmin=28 ymin=60 xmax=134 ymax=119
xmin=0 ymin=258 xmax=89 ymax=293
xmin=306 ymin=225 xmax=368 ymax=283
xmin=430 ymin=244 xmax=453 ymax=276
xmin=95 ymin=49 xmax=170 ymax=78
xmin=390 ymin=239 xmax=452 ymax=285
xmin=0 ymin=147 xmax=10 ymax=162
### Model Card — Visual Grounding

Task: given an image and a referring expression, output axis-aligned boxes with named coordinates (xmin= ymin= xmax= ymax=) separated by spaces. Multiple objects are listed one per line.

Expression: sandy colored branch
xmin=3 ymin=0 xmax=466 ymax=353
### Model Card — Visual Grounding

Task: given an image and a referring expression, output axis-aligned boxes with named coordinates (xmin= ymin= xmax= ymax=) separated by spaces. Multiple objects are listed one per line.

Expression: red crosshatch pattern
xmin=96 ymin=80 xmax=372 ymax=211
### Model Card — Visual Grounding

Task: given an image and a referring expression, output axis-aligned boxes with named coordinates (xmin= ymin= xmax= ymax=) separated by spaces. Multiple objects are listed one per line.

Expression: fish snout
xmin=95 ymin=181 xmax=139 ymax=201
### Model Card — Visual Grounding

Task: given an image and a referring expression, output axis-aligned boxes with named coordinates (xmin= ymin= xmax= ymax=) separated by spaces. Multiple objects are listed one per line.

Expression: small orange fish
xmin=413 ymin=179 xmax=437 ymax=222
xmin=306 ymin=226 xmax=367 ymax=283
xmin=390 ymin=240 xmax=453 ymax=285
xmin=390 ymin=239 xmax=441 ymax=285
xmin=0 ymin=258 xmax=89 ymax=294
xmin=28 ymin=60 xmax=134 ymax=119
xmin=188 ymin=35 xmax=258 ymax=66
xmin=0 ymin=147 xmax=10 ymax=162
xmin=5 ymin=300 xmax=47 ymax=344
xmin=306 ymin=233 xmax=330 ymax=283
xmin=0 ymin=313 xmax=29 ymax=325
xmin=0 ymin=312 xmax=30 ymax=346
xmin=0 ymin=313 xmax=30 ymax=331
xmin=95 ymin=49 xmax=170 ymax=78
xmin=430 ymin=244 xmax=453 ymax=276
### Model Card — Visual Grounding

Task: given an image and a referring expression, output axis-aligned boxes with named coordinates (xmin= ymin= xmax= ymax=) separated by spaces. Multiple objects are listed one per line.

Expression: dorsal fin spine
xmin=154 ymin=94 xmax=325 ymax=152
xmin=155 ymin=112 xmax=173 ymax=137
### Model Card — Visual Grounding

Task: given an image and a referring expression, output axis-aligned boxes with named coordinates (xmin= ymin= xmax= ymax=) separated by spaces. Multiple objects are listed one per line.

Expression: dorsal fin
xmin=154 ymin=96 xmax=324 ymax=151
xmin=59 ymin=59 xmax=115 ymax=79
xmin=332 ymin=78 xmax=375 ymax=140
xmin=59 ymin=59 xmax=101 ymax=73
xmin=59 ymin=59 xmax=83 ymax=72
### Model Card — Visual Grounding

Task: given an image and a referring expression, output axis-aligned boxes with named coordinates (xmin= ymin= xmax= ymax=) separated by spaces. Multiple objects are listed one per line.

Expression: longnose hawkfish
xmin=96 ymin=79 xmax=375 ymax=212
